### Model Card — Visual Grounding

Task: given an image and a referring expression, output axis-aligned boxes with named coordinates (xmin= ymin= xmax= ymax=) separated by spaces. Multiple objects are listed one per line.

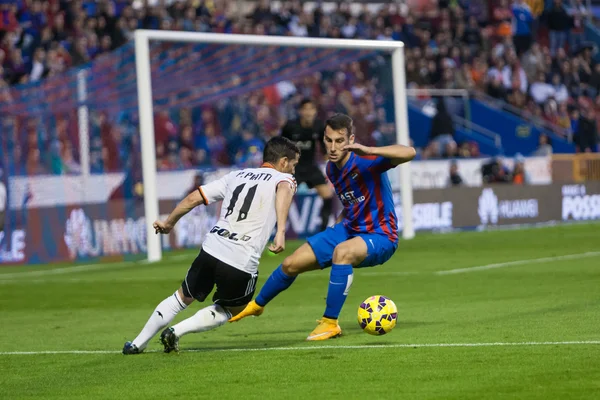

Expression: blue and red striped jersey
xmin=326 ymin=153 xmax=398 ymax=243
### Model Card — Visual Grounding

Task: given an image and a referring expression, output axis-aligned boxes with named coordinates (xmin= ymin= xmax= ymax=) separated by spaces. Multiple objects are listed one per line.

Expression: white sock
xmin=132 ymin=291 xmax=187 ymax=350
xmin=172 ymin=304 xmax=230 ymax=338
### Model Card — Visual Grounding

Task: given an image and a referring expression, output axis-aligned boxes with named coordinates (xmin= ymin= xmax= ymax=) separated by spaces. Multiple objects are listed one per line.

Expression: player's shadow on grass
xmin=342 ymin=320 xmax=441 ymax=332
xmin=221 ymin=320 xmax=440 ymax=339
xmin=184 ymin=338 xmax=303 ymax=352
xmin=224 ymin=328 xmax=311 ymax=337
xmin=180 ymin=320 xmax=443 ymax=352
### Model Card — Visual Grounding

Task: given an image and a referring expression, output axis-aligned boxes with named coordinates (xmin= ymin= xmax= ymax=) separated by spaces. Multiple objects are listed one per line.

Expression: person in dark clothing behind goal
xmin=281 ymin=98 xmax=334 ymax=231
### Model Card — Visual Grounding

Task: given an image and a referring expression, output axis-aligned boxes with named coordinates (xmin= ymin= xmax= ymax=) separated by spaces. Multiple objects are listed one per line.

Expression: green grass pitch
xmin=1 ymin=223 xmax=599 ymax=399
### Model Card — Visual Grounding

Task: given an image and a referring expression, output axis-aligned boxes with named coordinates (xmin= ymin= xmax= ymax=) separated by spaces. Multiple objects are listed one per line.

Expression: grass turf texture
xmin=1 ymin=223 xmax=599 ymax=399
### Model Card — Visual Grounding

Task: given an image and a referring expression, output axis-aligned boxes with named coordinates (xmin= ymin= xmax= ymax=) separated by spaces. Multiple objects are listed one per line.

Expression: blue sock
xmin=323 ymin=264 xmax=354 ymax=320
xmin=255 ymin=265 xmax=296 ymax=307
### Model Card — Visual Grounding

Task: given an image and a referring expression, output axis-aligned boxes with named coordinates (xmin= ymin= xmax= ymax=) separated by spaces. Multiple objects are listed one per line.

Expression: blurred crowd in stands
xmin=0 ymin=0 xmax=599 ymax=176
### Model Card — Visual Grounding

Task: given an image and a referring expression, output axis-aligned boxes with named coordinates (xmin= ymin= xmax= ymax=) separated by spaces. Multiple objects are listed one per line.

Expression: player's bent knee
xmin=332 ymin=244 xmax=357 ymax=265
xmin=281 ymin=255 xmax=300 ymax=276
xmin=177 ymin=286 xmax=195 ymax=305
xmin=281 ymin=253 xmax=318 ymax=276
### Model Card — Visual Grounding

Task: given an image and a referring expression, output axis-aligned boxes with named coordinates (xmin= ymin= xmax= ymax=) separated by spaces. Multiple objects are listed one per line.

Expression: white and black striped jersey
xmin=198 ymin=164 xmax=296 ymax=274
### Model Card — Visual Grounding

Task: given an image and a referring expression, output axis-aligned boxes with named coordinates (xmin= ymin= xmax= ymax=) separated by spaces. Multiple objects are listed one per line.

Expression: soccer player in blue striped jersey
xmin=230 ymin=113 xmax=416 ymax=340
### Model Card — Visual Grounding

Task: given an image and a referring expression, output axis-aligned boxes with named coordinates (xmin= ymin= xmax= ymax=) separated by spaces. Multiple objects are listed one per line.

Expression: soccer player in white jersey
xmin=123 ymin=137 xmax=299 ymax=354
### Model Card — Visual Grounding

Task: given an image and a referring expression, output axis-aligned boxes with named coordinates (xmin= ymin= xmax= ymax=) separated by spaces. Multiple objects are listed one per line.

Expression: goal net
xmin=0 ymin=31 xmax=412 ymax=265
xmin=135 ymin=31 xmax=413 ymax=262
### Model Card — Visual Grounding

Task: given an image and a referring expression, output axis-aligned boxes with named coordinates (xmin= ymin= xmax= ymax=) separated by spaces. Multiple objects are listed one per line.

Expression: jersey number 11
xmin=225 ymin=184 xmax=258 ymax=222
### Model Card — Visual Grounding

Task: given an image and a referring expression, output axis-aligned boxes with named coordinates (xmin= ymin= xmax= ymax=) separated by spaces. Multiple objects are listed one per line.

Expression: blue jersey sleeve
xmin=364 ymin=155 xmax=395 ymax=173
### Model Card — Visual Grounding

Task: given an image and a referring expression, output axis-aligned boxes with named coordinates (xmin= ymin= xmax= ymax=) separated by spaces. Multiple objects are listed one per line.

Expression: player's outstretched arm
xmin=343 ymin=143 xmax=416 ymax=166
xmin=269 ymin=181 xmax=295 ymax=254
xmin=153 ymin=190 xmax=204 ymax=234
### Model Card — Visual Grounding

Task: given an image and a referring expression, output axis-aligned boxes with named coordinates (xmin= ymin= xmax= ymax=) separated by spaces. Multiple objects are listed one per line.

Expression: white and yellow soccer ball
xmin=357 ymin=295 xmax=398 ymax=335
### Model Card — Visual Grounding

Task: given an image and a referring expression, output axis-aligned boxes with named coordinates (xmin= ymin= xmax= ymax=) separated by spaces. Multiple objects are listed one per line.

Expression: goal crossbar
xmin=135 ymin=30 xmax=405 ymax=50
xmin=134 ymin=29 xmax=414 ymax=263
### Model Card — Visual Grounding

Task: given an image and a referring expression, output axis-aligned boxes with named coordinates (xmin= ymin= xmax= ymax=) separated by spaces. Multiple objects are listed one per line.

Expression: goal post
xmin=391 ymin=47 xmax=415 ymax=242
xmin=134 ymin=30 xmax=414 ymax=263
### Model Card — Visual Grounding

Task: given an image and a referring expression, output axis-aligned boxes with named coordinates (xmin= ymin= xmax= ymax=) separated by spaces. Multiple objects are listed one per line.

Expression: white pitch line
xmin=0 ymin=272 xmax=423 ymax=285
xmin=0 ymin=277 xmax=184 ymax=285
xmin=436 ymin=251 xmax=600 ymax=275
xmin=0 ymin=261 xmax=136 ymax=280
xmin=1 ymin=251 xmax=599 ymax=282
xmin=0 ymin=253 xmax=195 ymax=281
xmin=1 ymin=340 xmax=599 ymax=356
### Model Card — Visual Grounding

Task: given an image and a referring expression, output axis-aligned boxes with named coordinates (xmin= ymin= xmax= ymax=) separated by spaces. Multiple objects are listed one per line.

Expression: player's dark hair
xmin=298 ymin=98 xmax=315 ymax=109
xmin=326 ymin=113 xmax=354 ymax=136
xmin=263 ymin=136 xmax=300 ymax=164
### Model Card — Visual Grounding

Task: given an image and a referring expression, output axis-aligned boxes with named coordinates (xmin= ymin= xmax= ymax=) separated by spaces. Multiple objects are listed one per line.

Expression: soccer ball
xmin=357 ymin=295 xmax=398 ymax=335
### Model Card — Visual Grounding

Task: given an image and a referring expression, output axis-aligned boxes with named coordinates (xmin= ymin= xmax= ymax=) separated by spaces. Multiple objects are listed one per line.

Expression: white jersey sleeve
xmin=200 ymin=167 xmax=296 ymax=274
xmin=276 ymin=174 xmax=297 ymax=193
xmin=198 ymin=172 xmax=233 ymax=205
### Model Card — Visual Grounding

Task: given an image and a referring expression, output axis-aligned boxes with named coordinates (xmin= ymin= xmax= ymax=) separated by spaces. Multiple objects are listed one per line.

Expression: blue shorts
xmin=306 ymin=223 xmax=398 ymax=269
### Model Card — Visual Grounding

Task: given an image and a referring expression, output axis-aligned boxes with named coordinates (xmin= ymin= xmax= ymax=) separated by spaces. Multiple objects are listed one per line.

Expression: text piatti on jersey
xmin=235 ymin=171 xmax=273 ymax=181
